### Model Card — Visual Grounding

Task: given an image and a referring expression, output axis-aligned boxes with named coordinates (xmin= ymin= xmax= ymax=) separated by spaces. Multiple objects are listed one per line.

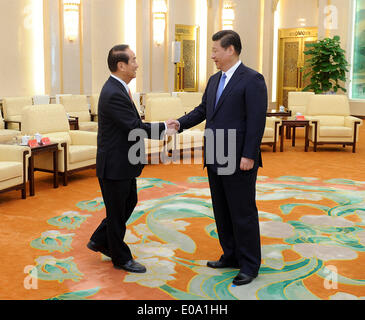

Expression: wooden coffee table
xmin=280 ymin=118 xmax=310 ymax=152
xmin=28 ymin=143 xmax=59 ymax=196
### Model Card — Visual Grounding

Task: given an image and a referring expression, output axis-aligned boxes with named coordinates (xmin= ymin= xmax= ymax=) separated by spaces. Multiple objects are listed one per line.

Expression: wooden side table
xmin=266 ymin=110 xmax=292 ymax=117
xmin=28 ymin=143 xmax=59 ymax=196
xmin=280 ymin=118 xmax=310 ymax=152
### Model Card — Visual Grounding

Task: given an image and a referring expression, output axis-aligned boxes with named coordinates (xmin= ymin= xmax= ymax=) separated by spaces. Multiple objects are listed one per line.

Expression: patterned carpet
xmin=1 ymin=126 xmax=365 ymax=300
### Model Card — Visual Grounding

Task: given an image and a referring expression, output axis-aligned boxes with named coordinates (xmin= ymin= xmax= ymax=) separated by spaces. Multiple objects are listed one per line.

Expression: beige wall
xmin=90 ymin=0 xmax=125 ymax=95
xmin=0 ymin=0 xmax=36 ymax=97
xmin=280 ymin=0 xmax=318 ymax=29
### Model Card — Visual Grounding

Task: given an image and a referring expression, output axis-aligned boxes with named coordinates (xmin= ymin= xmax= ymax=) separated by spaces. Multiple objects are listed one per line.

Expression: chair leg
xmin=63 ymin=172 xmax=68 ymax=186
xmin=21 ymin=187 xmax=26 ymax=199
xmin=314 ymin=141 xmax=317 ymax=152
xmin=352 ymin=144 xmax=356 ymax=153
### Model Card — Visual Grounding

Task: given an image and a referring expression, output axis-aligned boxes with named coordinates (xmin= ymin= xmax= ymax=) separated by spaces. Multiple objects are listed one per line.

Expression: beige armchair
xmin=261 ymin=117 xmax=281 ymax=152
xmin=59 ymin=95 xmax=98 ymax=132
xmin=2 ymin=96 xmax=33 ymax=130
xmin=306 ymin=94 xmax=363 ymax=152
xmin=0 ymin=111 xmax=20 ymax=143
xmin=0 ymin=144 xmax=31 ymax=199
xmin=145 ymin=97 xmax=204 ymax=157
xmin=21 ymin=104 xmax=97 ymax=185
xmin=288 ymin=91 xmax=314 ymax=116
xmin=89 ymin=94 xmax=99 ymax=122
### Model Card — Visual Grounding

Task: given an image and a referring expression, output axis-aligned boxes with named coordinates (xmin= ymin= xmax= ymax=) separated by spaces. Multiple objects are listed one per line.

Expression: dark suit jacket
xmin=177 ymin=63 xmax=268 ymax=173
xmin=96 ymin=76 xmax=165 ymax=180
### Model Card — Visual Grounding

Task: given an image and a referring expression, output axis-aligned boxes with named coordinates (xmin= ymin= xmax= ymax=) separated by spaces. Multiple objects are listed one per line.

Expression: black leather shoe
xmin=114 ymin=259 xmax=147 ymax=273
xmin=87 ymin=240 xmax=111 ymax=257
xmin=232 ymin=272 xmax=256 ymax=286
xmin=207 ymin=260 xmax=239 ymax=269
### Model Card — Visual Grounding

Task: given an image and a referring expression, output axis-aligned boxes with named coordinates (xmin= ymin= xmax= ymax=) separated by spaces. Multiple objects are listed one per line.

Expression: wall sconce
xmin=222 ymin=1 xmax=235 ymax=30
xmin=152 ymin=0 xmax=167 ymax=46
xmin=298 ymin=18 xmax=307 ymax=27
xmin=63 ymin=0 xmax=81 ymax=42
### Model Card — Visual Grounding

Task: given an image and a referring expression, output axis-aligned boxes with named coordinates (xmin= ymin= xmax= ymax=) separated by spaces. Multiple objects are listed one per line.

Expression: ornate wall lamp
xmin=63 ymin=0 xmax=81 ymax=42
xmin=152 ymin=0 xmax=167 ymax=46
xmin=222 ymin=1 xmax=235 ymax=30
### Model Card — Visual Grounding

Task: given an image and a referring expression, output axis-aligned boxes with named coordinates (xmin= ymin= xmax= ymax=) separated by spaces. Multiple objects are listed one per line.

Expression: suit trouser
xmin=207 ymin=166 xmax=261 ymax=277
xmin=90 ymin=177 xmax=137 ymax=265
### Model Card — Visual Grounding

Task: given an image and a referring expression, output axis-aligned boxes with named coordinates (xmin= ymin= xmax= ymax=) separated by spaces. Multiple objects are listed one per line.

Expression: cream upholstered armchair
xmin=0 ymin=111 xmax=20 ymax=143
xmin=2 ymin=96 xmax=33 ymax=130
xmin=0 ymin=144 xmax=31 ymax=199
xmin=261 ymin=117 xmax=281 ymax=152
xmin=145 ymin=97 xmax=205 ymax=157
xmin=59 ymin=95 xmax=98 ymax=132
xmin=21 ymin=104 xmax=97 ymax=186
xmin=288 ymin=91 xmax=314 ymax=116
xmin=306 ymin=94 xmax=363 ymax=152
xmin=89 ymin=94 xmax=99 ymax=122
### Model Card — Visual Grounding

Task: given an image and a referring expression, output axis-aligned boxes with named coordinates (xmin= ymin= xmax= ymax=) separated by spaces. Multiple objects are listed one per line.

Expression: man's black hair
xmin=212 ymin=30 xmax=242 ymax=55
xmin=108 ymin=44 xmax=130 ymax=72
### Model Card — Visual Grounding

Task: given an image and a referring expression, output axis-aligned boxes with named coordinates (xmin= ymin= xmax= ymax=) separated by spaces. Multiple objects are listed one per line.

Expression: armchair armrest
xmin=266 ymin=116 xmax=282 ymax=127
xmin=48 ymin=137 xmax=69 ymax=151
xmin=0 ymin=144 xmax=31 ymax=161
xmin=90 ymin=113 xmax=98 ymax=122
xmin=306 ymin=116 xmax=319 ymax=126
xmin=4 ymin=120 xmax=21 ymax=131
xmin=69 ymin=130 xmax=97 ymax=146
xmin=345 ymin=116 xmax=363 ymax=128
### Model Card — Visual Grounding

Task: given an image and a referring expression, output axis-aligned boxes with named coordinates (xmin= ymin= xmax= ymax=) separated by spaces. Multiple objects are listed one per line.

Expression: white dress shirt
xmin=221 ymin=60 xmax=242 ymax=89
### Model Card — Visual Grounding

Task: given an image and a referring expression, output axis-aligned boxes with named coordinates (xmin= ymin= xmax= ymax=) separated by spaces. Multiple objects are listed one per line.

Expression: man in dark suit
xmin=87 ymin=44 xmax=175 ymax=273
xmin=168 ymin=30 xmax=267 ymax=285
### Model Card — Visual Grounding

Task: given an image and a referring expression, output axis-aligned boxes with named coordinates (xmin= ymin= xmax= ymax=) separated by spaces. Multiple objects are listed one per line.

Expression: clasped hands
xmin=165 ymin=119 xmax=180 ymax=136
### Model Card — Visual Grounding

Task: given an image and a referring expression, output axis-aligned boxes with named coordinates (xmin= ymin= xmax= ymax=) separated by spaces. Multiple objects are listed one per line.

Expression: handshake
xmin=165 ymin=119 xmax=180 ymax=136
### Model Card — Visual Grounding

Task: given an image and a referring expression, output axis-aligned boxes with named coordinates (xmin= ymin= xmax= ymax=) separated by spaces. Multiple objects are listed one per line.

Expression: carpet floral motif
xmin=27 ymin=176 xmax=365 ymax=300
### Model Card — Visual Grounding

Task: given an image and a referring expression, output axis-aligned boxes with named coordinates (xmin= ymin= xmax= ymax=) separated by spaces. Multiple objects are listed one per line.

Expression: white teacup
xmin=21 ymin=135 xmax=30 ymax=145
xmin=35 ymin=133 xmax=42 ymax=143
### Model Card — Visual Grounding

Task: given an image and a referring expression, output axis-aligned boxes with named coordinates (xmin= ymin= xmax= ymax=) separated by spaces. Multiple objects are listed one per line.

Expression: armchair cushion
xmin=69 ymin=145 xmax=97 ymax=164
xmin=288 ymin=92 xmax=314 ymax=115
xmin=144 ymin=97 xmax=185 ymax=121
xmin=59 ymin=95 xmax=97 ymax=131
xmin=306 ymin=94 xmax=350 ymax=116
xmin=21 ymin=104 xmax=70 ymax=135
xmin=319 ymin=126 xmax=352 ymax=137
xmin=0 ymin=162 xmax=23 ymax=181
xmin=2 ymin=97 xmax=33 ymax=118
